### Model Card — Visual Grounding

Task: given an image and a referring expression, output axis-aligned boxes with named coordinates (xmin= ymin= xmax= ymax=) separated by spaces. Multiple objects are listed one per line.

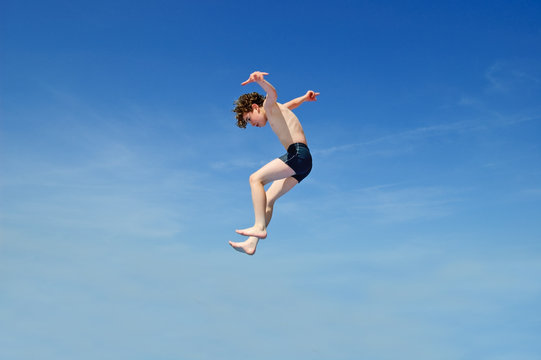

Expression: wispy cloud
xmin=485 ymin=62 xmax=508 ymax=92
xmin=315 ymin=60 xmax=541 ymax=160
xmin=210 ymin=158 xmax=263 ymax=171
xmin=279 ymin=183 xmax=465 ymax=227
xmin=350 ymin=184 xmax=464 ymax=223
xmin=314 ymin=121 xmax=473 ymax=157
xmin=1 ymin=154 xmax=203 ymax=240
xmin=516 ymin=188 xmax=541 ymax=201
xmin=485 ymin=60 xmax=541 ymax=93
xmin=4 ymin=237 xmax=538 ymax=360
xmin=1 ymin=112 xmax=214 ymax=242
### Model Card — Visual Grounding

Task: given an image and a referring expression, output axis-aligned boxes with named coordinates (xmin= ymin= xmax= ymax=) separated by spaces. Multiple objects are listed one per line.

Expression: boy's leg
xmin=264 ymin=176 xmax=299 ymax=225
xmin=236 ymin=158 xmax=295 ymax=238
xmin=229 ymin=177 xmax=298 ymax=255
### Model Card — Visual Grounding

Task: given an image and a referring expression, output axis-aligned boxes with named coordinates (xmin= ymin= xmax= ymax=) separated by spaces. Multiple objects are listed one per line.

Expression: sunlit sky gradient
xmin=1 ymin=1 xmax=541 ymax=359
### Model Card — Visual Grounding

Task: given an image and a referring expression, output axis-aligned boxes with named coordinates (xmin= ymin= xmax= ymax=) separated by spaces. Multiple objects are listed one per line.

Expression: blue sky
xmin=1 ymin=0 xmax=541 ymax=359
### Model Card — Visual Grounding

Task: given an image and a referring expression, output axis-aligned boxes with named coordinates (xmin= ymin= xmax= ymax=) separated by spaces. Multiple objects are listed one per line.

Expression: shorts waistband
xmin=287 ymin=142 xmax=309 ymax=152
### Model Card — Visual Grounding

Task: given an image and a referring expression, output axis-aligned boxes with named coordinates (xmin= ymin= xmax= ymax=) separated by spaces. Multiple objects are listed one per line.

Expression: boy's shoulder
xmin=263 ymin=99 xmax=282 ymax=113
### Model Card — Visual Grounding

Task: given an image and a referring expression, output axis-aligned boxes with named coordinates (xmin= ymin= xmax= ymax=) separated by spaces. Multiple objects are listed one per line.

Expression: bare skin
xmin=234 ymin=158 xmax=295 ymax=239
xmin=230 ymin=177 xmax=298 ymax=255
xmin=232 ymin=71 xmax=318 ymax=254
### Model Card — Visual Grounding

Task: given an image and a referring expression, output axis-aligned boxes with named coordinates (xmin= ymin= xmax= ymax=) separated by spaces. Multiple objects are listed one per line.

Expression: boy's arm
xmin=283 ymin=90 xmax=320 ymax=110
xmin=241 ymin=71 xmax=277 ymax=105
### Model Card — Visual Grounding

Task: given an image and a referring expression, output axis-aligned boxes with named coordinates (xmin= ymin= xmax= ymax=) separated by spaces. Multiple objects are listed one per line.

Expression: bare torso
xmin=265 ymin=102 xmax=307 ymax=149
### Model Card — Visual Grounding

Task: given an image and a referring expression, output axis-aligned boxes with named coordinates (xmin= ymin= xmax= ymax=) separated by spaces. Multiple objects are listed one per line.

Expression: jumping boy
xmin=229 ymin=71 xmax=319 ymax=255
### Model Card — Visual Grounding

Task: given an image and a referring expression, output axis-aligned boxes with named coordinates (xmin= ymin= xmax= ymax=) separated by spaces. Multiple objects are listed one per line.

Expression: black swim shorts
xmin=279 ymin=142 xmax=312 ymax=183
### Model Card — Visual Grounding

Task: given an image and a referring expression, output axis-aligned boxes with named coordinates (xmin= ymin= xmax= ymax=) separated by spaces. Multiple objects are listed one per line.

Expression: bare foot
xmin=235 ymin=226 xmax=267 ymax=239
xmin=229 ymin=237 xmax=259 ymax=255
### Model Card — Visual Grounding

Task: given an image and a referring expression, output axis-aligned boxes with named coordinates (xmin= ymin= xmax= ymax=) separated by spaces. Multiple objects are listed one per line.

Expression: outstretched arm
xmin=241 ymin=71 xmax=277 ymax=105
xmin=283 ymin=90 xmax=320 ymax=110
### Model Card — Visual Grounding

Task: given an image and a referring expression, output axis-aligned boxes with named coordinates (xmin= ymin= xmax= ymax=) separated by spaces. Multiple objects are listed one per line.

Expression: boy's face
xmin=243 ymin=104 xmax=267 ymax=128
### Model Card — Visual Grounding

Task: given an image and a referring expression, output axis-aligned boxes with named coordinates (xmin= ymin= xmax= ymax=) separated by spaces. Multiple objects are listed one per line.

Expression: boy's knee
xmin=249 ymin=173 xmax=262 ymax=185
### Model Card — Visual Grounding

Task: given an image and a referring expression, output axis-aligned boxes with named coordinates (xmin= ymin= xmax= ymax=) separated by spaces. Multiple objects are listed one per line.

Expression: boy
xmin=229 ymin=71 xmax=319 ymax=255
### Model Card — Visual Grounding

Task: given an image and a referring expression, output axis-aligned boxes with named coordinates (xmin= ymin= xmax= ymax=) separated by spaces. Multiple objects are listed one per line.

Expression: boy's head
xmin=233 ymin=92 xmax=265 ymax=129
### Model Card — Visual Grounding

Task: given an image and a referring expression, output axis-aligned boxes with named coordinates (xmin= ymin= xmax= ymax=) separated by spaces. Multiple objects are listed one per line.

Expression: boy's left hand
xmin=304 ymin=90 xmax=320 ymax=102
xmin=241 ymin=71 xmax=269 ymax=86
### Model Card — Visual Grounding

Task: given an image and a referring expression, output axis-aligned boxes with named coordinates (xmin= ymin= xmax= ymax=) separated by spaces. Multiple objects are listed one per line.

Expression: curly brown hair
xmin=232 ymin=92 xmax=265 ymax=128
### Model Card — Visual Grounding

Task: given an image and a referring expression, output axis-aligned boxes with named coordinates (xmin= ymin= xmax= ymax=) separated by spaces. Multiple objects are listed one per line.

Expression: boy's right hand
xmin=241 ymin=71 xmax=269 ymax=86
xmin=304 ymin=90 xmax=320 ymax=102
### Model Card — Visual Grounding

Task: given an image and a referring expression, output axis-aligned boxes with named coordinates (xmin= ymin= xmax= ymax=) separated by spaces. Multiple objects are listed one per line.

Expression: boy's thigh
xmin=251 ymin=158 xmax=296 ymax=185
